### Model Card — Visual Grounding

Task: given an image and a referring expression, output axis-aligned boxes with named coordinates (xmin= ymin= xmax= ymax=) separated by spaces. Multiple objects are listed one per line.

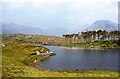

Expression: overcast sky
xmin=0 ymin=0 xmax=119 ymax=34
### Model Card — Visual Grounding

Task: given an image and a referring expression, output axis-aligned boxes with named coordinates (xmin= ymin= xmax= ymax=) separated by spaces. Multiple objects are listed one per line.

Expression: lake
xmin=36 ymin=46 xmax=119 ymax=71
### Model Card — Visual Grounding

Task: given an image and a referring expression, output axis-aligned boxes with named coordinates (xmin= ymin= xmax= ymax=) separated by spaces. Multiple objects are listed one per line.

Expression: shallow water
xmin=36 ymin=46 xmax=119 ymax=71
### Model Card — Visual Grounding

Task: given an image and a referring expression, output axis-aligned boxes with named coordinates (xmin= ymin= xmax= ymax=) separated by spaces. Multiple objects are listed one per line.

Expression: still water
xmin=36 ymin=46 xmax=119 ymax=71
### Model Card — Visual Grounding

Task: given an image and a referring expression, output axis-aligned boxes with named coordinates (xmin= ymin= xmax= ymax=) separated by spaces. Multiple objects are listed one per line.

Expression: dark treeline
xmin=63 ymin=30 xmax=120 ymax=44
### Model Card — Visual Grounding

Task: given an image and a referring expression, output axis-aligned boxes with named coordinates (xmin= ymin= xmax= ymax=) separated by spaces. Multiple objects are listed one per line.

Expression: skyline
xmin=0 ymin=0 xmax=119 ymax=35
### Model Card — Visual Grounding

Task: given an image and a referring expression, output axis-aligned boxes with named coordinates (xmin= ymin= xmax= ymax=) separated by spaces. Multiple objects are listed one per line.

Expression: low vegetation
xmin=60 ymin=40 xmax=120 ymax=49
xmin=2 ymin=30 xmax=120 ymax=48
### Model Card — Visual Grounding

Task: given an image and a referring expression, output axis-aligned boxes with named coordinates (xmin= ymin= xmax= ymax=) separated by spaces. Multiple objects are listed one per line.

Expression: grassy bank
xmin=2 ymin=34 xmax=120 ymax=48
xmin=2 ymin=40 xmax=119 ymax=77
xmin=58 ymin=40 xmax=120 ymax=49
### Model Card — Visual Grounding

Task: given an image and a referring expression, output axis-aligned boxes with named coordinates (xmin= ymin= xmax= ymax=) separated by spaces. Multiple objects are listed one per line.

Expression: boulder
xmin=50 ymin=53 xmax=56 ymax=56
xmin=36 ymin=51 xmax=40 ymax=55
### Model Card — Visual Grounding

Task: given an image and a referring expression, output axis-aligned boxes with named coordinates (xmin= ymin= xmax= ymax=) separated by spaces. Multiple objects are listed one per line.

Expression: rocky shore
xmin=30 ymin=50 xmax=56 ymax=66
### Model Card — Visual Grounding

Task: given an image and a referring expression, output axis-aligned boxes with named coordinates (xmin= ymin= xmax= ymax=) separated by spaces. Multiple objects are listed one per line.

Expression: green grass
xmin=23 ymin=55 xmax=43 ymax=65
xmin=59 ymin=70 xmax=118 ymax=77
xmin=61 ymin=40 xmax=120 ymax=48
xmin=2 ymin=40 xmax=119 ymax=77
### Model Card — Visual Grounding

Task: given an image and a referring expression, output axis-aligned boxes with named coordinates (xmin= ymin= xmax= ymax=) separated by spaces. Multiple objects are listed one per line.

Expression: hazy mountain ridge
xmin=1 ymin=22 xmax=68 ymax=36
xmin=1 ymin=20 xmax=119 ymax=35
xmin=84 ymin=20 xmax=118 ymax=31
xmin=1 ymin=22 xmax=44 ymax=34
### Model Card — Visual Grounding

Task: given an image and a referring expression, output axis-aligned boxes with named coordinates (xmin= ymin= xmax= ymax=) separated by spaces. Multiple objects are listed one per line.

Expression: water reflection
xmin=36 ymin=46 xmax=119 ymax=71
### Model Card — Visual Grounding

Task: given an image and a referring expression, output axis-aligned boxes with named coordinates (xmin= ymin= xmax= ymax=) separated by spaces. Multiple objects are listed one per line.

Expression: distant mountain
xmin=1 ymin=20 xmax=117 ymax=35
xmin=1 ymin=22 xmax=68 ymax=35
xmin=84 ymin=20 xmax=118 ymax=31
xmin=1 ymin=22 xmax=44 ymax=34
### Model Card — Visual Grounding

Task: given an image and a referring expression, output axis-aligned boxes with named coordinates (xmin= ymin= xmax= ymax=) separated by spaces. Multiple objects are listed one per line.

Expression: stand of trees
xmin=63 ymin=30 xmax=120 ymax=44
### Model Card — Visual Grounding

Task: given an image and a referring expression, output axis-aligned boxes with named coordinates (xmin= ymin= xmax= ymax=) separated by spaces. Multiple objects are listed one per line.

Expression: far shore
xmin=43 ymin=44 xmax=120 ymax=50
xmin=60 ymin=46 xmax=120 ymax=50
